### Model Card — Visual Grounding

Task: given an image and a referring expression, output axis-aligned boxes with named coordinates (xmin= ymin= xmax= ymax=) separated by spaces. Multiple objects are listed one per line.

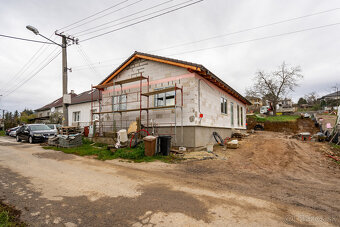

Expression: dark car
xmin=6 ymin=126 xmax=20 ymax=136
xmin=16 ymin=124 xmax=56 ymax=144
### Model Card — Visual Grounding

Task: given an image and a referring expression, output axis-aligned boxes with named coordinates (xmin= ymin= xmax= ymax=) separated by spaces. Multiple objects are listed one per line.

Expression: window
xmin=241 ymin=107 xmax=244 ymax=126
xmin=237 ymin=105 xmax=240 ymax=126
xmin=230 ymin=102 xmax=234 ymax=126
xmin=113 ymin=94 xmax=127 ymax=111
xmin=154 ymin=89 xmax=175 ymax=107
xmin=73 ymin=111 xmax=80 ymax=122
xmin=220 ymin=97 xmax=227 ymax=114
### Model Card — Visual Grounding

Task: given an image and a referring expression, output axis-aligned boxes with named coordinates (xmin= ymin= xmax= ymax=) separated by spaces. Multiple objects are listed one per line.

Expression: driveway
xmin=0 ymin=132 xmax=339 ymax=226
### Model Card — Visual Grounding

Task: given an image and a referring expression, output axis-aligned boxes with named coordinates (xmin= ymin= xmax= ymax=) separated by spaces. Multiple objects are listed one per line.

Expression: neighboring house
xmin=320 ymin=91 xmax=340 ymax=101
xmin=246 ymin=96 xmax=262 ymax=113
xmin=277 ymin=98 xmax=293 ymax=108
xmin=34 ymin=90 xmax=100 ymax=127
xmin=93 ymin=51 xmax=251 ymax=147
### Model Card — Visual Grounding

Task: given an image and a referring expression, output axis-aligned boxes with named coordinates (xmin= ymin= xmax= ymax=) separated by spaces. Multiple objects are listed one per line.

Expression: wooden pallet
xmin=59 ymin=126 xmax=81 ymax=135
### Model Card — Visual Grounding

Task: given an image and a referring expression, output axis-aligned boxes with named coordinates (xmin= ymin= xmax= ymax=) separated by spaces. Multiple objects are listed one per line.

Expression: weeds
xmin=0 ymin=131 xmax=5 ymax=137
xmin=43 ymin=140 xmax=181 ymax=163
xmin=0 ymin=201 xmax=26 ymax=226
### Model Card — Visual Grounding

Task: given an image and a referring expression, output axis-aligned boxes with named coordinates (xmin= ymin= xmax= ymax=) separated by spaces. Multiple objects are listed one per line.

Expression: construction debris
xmin=227 ymin=140 xmax=239 ymax=149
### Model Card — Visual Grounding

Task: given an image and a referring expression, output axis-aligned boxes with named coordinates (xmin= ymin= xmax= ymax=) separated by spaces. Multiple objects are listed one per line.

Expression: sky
xmin=0 ymin=0 xmax=339 ymax=113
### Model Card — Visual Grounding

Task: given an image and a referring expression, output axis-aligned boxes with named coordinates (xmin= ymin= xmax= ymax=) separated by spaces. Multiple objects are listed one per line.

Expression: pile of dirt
xmin=247 ymin=116 xmax=319 ymax=134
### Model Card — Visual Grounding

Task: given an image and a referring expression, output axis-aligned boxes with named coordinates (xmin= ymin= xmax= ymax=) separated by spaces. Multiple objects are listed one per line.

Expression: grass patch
xmin=250 ymin=115 xmax=300 ymax=122
xmin=0 ymin=201 xmax=26 ymax=226
xmin=43 ymin=139 xmax=181 ymax=163
xmin=0 ymin=131 xmax=5 ymax=136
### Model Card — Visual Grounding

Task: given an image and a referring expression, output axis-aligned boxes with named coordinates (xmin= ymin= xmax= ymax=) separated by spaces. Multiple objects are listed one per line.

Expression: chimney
xmin=70 ymin=90 xmax=75 ymax=94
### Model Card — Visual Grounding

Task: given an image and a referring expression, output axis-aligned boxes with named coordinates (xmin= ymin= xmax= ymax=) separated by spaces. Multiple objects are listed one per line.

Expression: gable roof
xmin=35 ymin=90 xmax=100 ymax=112
xmin=98 ymin=51 xmax=251 ymax=105
xmin=322 ymin=91 xmax=340 ymax=98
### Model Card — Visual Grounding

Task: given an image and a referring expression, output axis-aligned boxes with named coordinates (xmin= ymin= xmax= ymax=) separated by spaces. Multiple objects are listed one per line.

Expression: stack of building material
xmin=59 ymin=126 xmax=81 ymax=135
xmin=48 ymin=136 xmax=59 ymax=146
xmin=58 ymin=134 xmax=82 ymax=148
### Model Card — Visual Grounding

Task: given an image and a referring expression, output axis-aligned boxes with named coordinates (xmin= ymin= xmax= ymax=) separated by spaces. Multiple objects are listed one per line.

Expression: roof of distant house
xmin=321 ymin=91 xmax=340 ymax=98
xmin=98 ymin=51 xmax=251 ymax=105
xmin=35 ymin=89 xmax=100 ymax=112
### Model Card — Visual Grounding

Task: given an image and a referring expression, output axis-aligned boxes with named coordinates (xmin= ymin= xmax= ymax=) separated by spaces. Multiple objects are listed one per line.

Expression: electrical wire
xmin=165 ymin=22 xmax=340 ymax=57
xmin=74 ymin=21 xmax=340 ymax=71
xmin=149 ymin=6 xmax=340 ymax=53
xmin=81 ymin=0 xmax=203 ymax=42
xmin=58 ymin=0 xmax=129 ymax=31
xmin=0 ymin=34 xmax=54 ymax=44
xmin=71 ymin=6 xmax=340 ymax=68
xmin=73 ymin=0 xmax=175 ymax=36
xmin=4 ymin=49 xmax=61 ymax=96
xmin=77 ymin=0 xmax=197 ymax=37
xmin=0 ymin=34 xmax=57 ymax=93
xmin=63 ymin=0 xmax=145 ymax=33
xmin=76 ymin=45 xmax=101 ymax=77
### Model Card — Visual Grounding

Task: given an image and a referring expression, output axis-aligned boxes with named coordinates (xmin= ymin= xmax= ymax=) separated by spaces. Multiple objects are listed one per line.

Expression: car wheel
xmin=28 ymin=136 xmax=33 ymax=144
xmin=16 ymin=136 xmax=21 ymax=142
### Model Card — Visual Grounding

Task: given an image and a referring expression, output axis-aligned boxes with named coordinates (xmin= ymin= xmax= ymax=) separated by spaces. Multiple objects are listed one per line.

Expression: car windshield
xmin=46 ymin=124 xmax=54 ymax=129
xmin=29 ymin=125 xmax=51 ymax=131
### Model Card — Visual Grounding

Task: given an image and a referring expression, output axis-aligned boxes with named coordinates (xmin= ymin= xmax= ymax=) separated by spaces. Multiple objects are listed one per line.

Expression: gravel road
xmin=0 ymin=132 xmax=339 ymax=226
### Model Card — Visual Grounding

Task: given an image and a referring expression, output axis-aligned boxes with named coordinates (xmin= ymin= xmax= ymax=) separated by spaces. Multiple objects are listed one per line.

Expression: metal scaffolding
xmin=91 ymin=73 xmax=184 ymax=145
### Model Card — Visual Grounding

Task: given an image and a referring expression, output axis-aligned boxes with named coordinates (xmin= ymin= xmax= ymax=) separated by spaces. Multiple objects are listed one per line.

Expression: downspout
xmin=198 ymin=79 xmax=202 ymax=124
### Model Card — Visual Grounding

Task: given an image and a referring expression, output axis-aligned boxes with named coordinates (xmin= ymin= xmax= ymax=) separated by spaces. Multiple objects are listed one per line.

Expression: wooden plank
xmin=141 ymin=87 xmax=179 ymax=96
xmin=115 ymin=76 xmax=147 ymax=85
xmin=136 ymin=54 xmax=202 ymax=72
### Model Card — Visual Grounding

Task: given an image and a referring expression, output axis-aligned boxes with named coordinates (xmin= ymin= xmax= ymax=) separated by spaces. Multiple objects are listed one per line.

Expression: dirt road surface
xmin=0 ymin=132 xmax=339 ymax=226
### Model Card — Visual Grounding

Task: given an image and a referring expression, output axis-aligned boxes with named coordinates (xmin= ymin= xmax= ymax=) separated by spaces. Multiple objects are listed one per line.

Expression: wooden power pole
xmin=55 ymin=32 xmax=78 ymax=126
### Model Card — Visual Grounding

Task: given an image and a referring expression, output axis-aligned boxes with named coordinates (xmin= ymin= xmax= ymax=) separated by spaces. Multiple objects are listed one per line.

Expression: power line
xmin=73 ymin=0 xmax=174 ymax=36
xmin=165 ymin=22 xmax=340 ymax=56
xmin=81 ymin=0 xmax=204 ymax=42
xmin=77 ymin=0 xmax=196 ymax=37
xmin=149 ymin=6 xmax=340 ymax=53
xmin=4 ymin=50 xmax=61 ymax=97
xmin=0 ymin=34 xmax=54 ymax=44
xmin=63 ymin=0 xmax=145 ymax=32
xmin=0 ymin=34 xmax=57 ymax=93
xmin=74 ymin=21 xmax=340 ymax=72
xmin=58 ymin=0 xmax=129 ymax=31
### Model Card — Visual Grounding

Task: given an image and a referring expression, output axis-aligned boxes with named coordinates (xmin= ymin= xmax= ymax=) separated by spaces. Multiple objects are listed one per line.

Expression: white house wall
xmin=100 ymin=58 xmax=247 ymax=133
xmin=68 ymin=102 xmax=99 ymax=127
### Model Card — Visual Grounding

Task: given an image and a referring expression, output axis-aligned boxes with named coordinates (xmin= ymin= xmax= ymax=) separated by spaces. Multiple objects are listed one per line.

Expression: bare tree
xmin=247 ymin=62 xmax=303 ymax=115
xmin=304 ymin=91 xmax=318 ymax=105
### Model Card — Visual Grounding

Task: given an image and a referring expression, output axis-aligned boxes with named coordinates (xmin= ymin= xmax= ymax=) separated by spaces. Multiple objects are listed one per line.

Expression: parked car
xmin=46 ymin=124 xmax=61 ymax=134
xmin=16 ymin=124 xmax=56 ymax=144
xmin=7 ymin=126 xmax=20 ymax=137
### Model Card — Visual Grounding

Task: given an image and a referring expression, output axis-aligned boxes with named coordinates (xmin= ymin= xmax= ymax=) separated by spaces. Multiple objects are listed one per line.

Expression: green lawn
xmin=251 ymin=115 xmax=300 ymax=122
xmin=43 ymin=139 xmax=180 ymax=163
xmin=0 ymin=131 xmax=5 ymax=136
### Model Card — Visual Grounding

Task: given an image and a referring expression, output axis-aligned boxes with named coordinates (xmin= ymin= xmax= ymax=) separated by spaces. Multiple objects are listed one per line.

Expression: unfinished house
xmin=92 ymin=52 xmax=250 ymax=147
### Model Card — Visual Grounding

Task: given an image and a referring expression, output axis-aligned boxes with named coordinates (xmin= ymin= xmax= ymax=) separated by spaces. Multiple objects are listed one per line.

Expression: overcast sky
xmin=0 ymin=0 xmax=339 ymax=113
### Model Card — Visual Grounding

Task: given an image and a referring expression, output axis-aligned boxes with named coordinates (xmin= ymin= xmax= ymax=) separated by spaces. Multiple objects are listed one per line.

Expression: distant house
xmin=246 ymin=96 xmax=262 ymax=113
xmin=320 ymin=91 xmax=340 ymax=101
xmin=34 ymin=90 xmax=101 ymax=127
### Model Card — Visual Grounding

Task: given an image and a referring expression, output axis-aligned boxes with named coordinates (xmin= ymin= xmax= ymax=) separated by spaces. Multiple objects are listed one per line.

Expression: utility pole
xmin=26 ymin=25 xmax=78 ymax=127
xmin=55 ymin=32 xmax=78 ymax=126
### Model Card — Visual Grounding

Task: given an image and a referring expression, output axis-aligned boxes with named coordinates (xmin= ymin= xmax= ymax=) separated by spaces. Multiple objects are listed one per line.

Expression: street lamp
xmin=26 ymin=25 xmax=76 ymax=126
